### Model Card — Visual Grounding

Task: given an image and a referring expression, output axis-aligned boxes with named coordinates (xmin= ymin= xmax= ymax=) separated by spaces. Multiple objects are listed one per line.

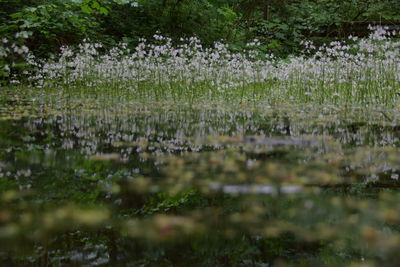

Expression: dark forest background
xmin=1 ymin=0 xmax=400 ymax=58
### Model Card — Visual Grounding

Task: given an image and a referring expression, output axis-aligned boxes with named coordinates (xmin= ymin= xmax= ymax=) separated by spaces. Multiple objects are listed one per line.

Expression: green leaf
xmin=81 ymin=5 xmax=93 ymax=14
xmin=91 ymin=1 xmax=101 ymax=10
xmin=99 ymin=7 xmax=109 ymax=15
xmin=25 ymin=7 xmax=37 ymax=13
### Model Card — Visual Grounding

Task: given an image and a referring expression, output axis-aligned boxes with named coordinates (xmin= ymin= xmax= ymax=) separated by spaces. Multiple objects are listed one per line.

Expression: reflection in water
xmin=1 ymin=90 xmax=400 ymax=265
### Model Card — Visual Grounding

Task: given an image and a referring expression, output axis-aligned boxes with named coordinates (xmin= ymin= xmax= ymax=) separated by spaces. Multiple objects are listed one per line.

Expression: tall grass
xmin=25 ymin=27 xmax=400 ymax=105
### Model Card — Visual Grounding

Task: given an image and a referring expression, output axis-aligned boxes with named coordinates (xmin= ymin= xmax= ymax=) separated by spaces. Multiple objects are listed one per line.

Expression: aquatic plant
xmin=17 ymin=27 xmax=397 ymax=105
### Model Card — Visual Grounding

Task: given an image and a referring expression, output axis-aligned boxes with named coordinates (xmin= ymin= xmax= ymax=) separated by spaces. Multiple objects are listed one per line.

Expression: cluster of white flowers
xmin=1 ymin=32 xmax=31 ymax=58
xmin=30 ymin=27 xmax=400 ymax=104
xmin=1 ymin=31 xmax=33 ymax=82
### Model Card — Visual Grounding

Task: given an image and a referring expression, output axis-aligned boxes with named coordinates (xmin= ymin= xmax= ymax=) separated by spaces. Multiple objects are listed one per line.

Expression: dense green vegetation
xmin=2 ymin=0 xmax=400 ymax=50
xmin=1 ymin=1 xmax=400 ymax=266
